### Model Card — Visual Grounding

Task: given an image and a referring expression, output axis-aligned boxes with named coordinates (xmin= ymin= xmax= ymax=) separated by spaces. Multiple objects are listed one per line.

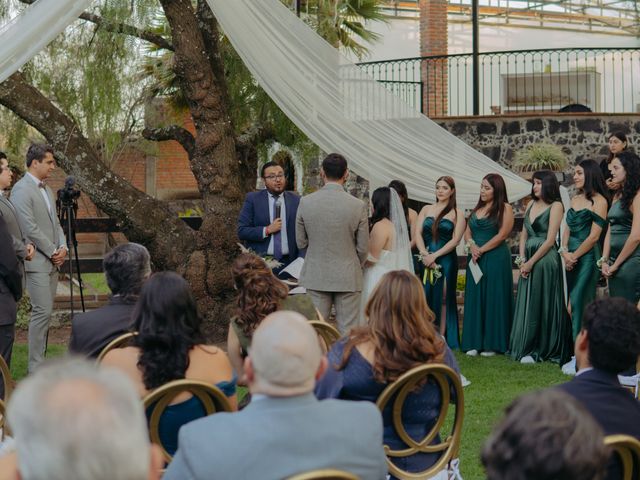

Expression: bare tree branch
xmin=142 ymin=125 xmax=196 ymax=158
xmin=18 ymin=0 xmax=174 ymax=51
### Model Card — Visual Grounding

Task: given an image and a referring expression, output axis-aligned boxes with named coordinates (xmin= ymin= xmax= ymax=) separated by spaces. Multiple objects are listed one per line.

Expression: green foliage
xmin=456 ymin=273 xmax=466 ymax=292
xmin=514 ymin=143 xmax=568 ymax=172
xmin=177 ymin=206 xmax=204 ymax=218
xmin=16 ymin=295 xmax=31 ymax=329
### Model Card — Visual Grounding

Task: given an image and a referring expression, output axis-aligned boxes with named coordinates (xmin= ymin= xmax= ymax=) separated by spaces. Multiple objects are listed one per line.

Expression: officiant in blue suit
xmin=237 ymin=161 xmax=302 ymax=274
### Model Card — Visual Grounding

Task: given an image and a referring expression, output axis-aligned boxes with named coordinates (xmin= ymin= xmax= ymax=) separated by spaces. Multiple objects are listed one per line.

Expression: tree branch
xmin=18 ymin=0 xmax=174 ymax=51
xmin=236 ymin=123 xmax=276 ymax=148
xmin=143 ymin=125 xmax=196 ymax=158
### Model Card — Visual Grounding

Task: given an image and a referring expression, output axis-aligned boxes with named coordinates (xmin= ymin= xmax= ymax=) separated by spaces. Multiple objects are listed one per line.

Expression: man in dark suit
xmin=237 ymin=161 xmax=301 ymax=273
xmin=556 ymin=297 xmax=640 ymax=479
xmin=69 ymin=243 xmax=150 ymax=359
xmin=0 ymin=215 xmax=22 ymax=397
xmin=0 ymin=153 xmax=34 ymax=369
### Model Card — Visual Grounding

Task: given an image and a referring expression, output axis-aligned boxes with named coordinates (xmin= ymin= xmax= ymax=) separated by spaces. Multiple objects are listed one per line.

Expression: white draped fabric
xmin=0 ymin=0 xmax=91 ymax=84
xmin=206 ymin=0 xmax=531 ymax=207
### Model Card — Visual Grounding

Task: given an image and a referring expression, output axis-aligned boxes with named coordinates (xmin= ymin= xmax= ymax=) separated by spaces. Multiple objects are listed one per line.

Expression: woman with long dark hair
xmin=509 ymin=171 xmax=572 ymax=364
xmin=102 ymin=271 xmax=237 ymax=455
xmin=415 ymin=176 xmax=465 ymax=348
xmin=601 ymin=131 xmax=628 ymax=190
xmin=315 ymin=270 xmax=460 ymax=478
xmin=560 ymin=160 xmax=609 ymax=340
xmin=601 ymin=150 xmax=640 ymax=303
xmin=461 ymin=174 xmax=514 ymax=356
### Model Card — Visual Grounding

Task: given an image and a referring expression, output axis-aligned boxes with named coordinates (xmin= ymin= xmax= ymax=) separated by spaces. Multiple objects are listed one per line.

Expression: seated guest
xmin=102 ymin=272 xmax=237 ymax=456
xmin=228 ymin=253 xmax=316 ymax=382
xmin=3 ymin=357 xmax=163 ymax=480
xmin=315 ymin=270 xmax=460 ymax=478
xmin=482 ymin=390 xmax=608 ymax=480
xmin=164 ymin=311 xmax=387 ymax=480
xmin=556 ymin=297 xmax=640 ymax=479
xmin=69 ymin=243 xmax=150 ymax=358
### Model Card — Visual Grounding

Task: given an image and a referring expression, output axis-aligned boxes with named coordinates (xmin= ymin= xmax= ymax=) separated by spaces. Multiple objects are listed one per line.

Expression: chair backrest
xmin=143 ymin=379 xmax=233 ymax=463
xmin=375 ymin=364 xmax=464 ymax=480
xmin=308 ymin=321 xmax=341 ymax=352
xmin=604 ymin=434 xmax=640 ymax=480
xmin=0 ymin=398 xmax=10 ymax=440
xmin=0 ymin=355 xmax=13 ymax=401
xmin=96 ymin=332 xmax=138 ymax=362
xmin=286 ymin=469 xmax=360 ymax=480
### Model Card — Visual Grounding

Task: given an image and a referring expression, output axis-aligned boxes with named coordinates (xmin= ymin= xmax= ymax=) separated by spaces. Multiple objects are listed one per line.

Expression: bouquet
xmin=415 ymin=252 xmax=443 ymax=286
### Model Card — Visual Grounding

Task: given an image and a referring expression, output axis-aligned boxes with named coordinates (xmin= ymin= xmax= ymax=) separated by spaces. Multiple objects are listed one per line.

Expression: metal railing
xmin=357 ymin=47 xmax=640 ymax=116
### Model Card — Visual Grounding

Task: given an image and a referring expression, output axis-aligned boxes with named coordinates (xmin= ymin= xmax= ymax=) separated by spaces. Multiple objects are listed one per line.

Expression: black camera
xmin=57 ymin=176 xmax=81 ymax=204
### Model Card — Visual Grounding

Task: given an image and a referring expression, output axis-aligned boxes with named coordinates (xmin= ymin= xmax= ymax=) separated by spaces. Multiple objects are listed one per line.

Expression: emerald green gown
xmin=608 ymin=201 xmax=640 ymax=303
xmin=461 ymin=213 xmax=513 ymax=353
xmin=422 ymin=216 xmax=460 ymax=349
xmin=566 ymin=208 xmax=607 ymax=339
xmin=509 ymin=205 xmax=572 ymax=364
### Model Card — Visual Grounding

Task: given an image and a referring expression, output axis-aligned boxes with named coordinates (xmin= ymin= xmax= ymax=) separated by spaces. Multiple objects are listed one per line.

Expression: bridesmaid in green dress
xmin=415 ymin=176 xmax=466 ymax=349
xmin=462 ymin=174 xmax=514 ymax=356
xmin=560 ymin=160 xmax=609 ymax=340
xmin=510 ymin=171 xmax=572 ymax=365
xmin=602 ymin=151 xmax=640 ymax=303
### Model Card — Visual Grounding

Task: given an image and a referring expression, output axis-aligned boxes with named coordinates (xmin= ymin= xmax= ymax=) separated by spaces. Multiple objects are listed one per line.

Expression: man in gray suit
xmin=164 ymin=311 xmax=387 ymax=480
xmin=296 ymin=153 xmax=369 ymax=334
xmin=10 ymin=144 xmax=67 ymax=373
xmin=0 ymin=152 xmax=34 ymax=368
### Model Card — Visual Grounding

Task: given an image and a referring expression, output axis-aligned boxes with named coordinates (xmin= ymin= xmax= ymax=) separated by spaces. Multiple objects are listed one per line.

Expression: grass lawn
xmin=81 ymin=272 xmax=110 ymax=295
xmin=7 ymin=344 xmax=568 ymax=479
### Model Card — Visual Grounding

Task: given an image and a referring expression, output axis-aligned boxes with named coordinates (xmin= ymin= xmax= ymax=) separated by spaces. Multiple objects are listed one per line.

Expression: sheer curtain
xmin=206 ymin=0 xmax=531 ymax=207
xmin=0 ymin=0 xmax=91 ymax=83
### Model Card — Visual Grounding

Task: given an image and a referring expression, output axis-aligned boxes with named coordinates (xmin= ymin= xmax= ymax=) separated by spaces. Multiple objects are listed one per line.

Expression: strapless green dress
xmin=509 ymin=206 xmax=572 ymax=364
xmin=566 ymin=208 xmax=607 ymax=339
xmin=608 ymin=201 xmax=640 ymax=303
xmin=422 ymin=216 xmax=460 ymax=349
xmin=461 ymin=213 xmax=513 ymax=353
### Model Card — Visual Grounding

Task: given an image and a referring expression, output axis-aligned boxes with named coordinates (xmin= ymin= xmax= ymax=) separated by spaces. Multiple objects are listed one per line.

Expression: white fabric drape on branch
xmin=0 ymin=0 xmax=91 ymax=84
xmin=207 ymin=0 xmax=531 ymax=207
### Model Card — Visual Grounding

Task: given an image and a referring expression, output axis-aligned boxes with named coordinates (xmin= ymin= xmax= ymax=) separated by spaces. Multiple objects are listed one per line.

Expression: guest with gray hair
xmin=69 ymin=243 xmax=150 ymax=358
xmin=164 ymin=310 xmax=388 ymax=480
xmin=0 ymin=357 xmax=162 ymax=480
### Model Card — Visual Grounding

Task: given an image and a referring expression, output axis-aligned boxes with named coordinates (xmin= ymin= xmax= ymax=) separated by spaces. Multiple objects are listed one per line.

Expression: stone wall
xmin=435 ymin=113 xmax=640 ymax=174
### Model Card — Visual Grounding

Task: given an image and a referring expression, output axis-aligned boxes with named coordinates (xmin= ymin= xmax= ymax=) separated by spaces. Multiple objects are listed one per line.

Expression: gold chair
xmin=0 ymin=354 xmax=13 ymax=401
xmin=376 ymin=364 xmax=464 ymax=480
xmin=308 ymin=320 xmax=341 ymax=352
xmin=287 ymin=469 xmax=359 ymax=480
xmin=143 ymin=379 xmax=233 ymax=463
xmin=96 ymin=332 xmax=138 ymax=362
xmin=0 ymin=398 xmax=9 ymax=440
xmin=604 ymin=434 xmax=640 ymax=480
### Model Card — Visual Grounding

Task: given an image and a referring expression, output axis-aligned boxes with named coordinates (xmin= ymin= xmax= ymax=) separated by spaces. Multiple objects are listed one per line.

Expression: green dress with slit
xmin=461 ymin=213 xmax=513 ymax=353
xmin=509 ymin=205 xmax=572 ymax=364
xmin=566 ymin=208 xmax=607 ymax=339
xmin=608 ymin=200 xmax=640 ymax=303
xmin=422 ymin=216 xmax=460 ymax=349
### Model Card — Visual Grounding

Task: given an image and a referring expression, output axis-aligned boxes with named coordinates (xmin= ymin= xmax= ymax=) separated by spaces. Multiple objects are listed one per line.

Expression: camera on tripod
xmin=57 ymin=176 xmax=81 ymax=206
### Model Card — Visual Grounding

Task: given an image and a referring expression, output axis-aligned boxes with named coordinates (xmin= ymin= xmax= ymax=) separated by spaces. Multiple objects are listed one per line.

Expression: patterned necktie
xmin=272 ymin=195 xmax=282 ymax=260
xmin=38 ymin=181 xmax=46 ymax=189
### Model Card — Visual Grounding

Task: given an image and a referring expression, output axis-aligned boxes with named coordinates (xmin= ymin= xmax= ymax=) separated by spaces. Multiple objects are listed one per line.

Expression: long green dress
xmin=608 ymin=200 xmax=640 ymax=303
xmin=566 ymin=208 xmax=607 ymax=339
xmin=461 ymin=213 xmax=513 ymax=353
xmin=422 ymin=216 xmax=460 ymax=349
xmin=509 ymin=205 xmax=572 ymax=364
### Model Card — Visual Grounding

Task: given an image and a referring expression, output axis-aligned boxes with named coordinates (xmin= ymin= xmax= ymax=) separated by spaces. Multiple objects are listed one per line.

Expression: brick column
xmin=420 ymin=0 xmax=448 ymax=117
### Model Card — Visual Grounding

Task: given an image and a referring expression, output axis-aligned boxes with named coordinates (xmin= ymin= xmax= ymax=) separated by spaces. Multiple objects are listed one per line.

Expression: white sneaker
xmin=480 ymin=351 xmax=496 ymax=357
xmin=520 ymin=355 xmax=535 ymax=364
xmin=466 ymin=349 xmax=478 ymax=357
xmin=460 ymin=374 xmax=471 ymax=387
xmin=562 ymin=357 xmax=577 ymax=376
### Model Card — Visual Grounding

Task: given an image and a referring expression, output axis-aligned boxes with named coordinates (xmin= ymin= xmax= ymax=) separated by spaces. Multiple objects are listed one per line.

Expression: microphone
xmin=275 ymin=198 xmax=282 ymax=219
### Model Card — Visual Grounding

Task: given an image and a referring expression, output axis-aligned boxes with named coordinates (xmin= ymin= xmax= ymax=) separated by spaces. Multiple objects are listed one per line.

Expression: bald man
xmin=164 ymin=311 xmax=387 ymax=480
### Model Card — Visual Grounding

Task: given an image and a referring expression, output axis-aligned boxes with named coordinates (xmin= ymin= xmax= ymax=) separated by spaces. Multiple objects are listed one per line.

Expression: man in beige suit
xmin=296 ymin=153 xmax=369 ymax=333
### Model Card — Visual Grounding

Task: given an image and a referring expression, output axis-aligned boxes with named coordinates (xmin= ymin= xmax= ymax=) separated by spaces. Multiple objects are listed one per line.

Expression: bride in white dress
xmin=361 ymin=187 xmax=414 ymax=311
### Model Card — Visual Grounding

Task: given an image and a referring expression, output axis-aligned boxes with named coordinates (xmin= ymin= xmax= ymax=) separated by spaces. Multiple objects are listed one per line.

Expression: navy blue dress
xmin=315 ymin=339 xmax=460 ymax=478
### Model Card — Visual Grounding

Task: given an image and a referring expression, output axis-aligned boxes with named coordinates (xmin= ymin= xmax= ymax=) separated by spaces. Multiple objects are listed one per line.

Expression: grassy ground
xmin=81 ymin=272 xmax=110 ymax=295
xmin=7 ymin=345 xmax=567 ymax=479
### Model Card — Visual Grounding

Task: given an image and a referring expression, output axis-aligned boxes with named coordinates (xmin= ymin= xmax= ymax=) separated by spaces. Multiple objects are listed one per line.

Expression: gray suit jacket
xmin=0 ymin=194 xmax=30 ymax=284
xmin=10 ymin=175 xmax=65 ymax=273
xmin=163 ymin=393 xmax=388 ymax=480
xmin=296 ymin=184 xmax=368 ymax=292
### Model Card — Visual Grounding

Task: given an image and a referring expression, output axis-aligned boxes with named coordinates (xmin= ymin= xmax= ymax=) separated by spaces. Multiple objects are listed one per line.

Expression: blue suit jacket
xmin=237 ymin=189 xmax=301 ymax=265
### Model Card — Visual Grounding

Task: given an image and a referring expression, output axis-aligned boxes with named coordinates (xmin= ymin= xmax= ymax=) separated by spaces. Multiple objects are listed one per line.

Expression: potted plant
xmin=513 ymin=143 xmax=568 ymax=181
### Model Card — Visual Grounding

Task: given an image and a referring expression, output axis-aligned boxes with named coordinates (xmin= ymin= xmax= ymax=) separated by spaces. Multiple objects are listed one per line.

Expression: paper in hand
xmin=469 ymin=260 xmax=483 ymax=284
